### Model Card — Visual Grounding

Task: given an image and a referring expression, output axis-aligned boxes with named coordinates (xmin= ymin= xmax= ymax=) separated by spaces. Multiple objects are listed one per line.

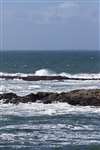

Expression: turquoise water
xmin=0 ymin=50 xmax=100 ymax=150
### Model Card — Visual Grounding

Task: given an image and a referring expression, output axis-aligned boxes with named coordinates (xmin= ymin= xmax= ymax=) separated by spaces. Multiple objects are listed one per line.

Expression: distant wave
xmin=34 ymin=69 xmax=100 ymax=79
xmin=34 ymin=69 xmax=57 ymax=76
xmin=0 ymin=72 xmax=33 ymax=77
xmin=0 ymin=68 xmax=100 ymax=80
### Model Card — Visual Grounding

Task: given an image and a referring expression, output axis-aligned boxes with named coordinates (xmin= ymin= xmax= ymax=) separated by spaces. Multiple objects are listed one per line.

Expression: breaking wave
xmin=0 ymin=68 xmax=100 ymax=79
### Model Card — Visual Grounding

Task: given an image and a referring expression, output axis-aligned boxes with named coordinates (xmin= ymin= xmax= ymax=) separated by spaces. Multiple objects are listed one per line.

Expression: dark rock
xmin=0 ymin=89 xmax=100 ymax=106
xmin=0 ymin=75 xmax=100 ymax=81
xmin=0 ymin=93 xmax=17 ymax=100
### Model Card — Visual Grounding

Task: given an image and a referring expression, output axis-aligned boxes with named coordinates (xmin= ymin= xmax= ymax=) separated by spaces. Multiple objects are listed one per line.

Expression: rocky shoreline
xmin=0 ymin=89 xmax=100 ymax=106
xmin=0 ymin=75 xmax=100 ymax=81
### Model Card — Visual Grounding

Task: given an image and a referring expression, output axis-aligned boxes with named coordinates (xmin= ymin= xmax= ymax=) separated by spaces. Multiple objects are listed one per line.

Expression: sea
xmin=0 ymin=50 xmax=100 ymax=150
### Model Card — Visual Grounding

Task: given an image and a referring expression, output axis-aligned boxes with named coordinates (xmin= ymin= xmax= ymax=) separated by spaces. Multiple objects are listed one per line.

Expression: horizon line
xmin=0 ymin=49 xmax=99 ymax=52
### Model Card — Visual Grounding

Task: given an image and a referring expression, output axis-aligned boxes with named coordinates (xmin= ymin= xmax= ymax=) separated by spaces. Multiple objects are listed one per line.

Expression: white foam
xmin=0 ymin=72 xmax=33 ymax=77
xmin=34 ymin=69 xmax=100 ymax=79
xmin=0 ymin=85 xmax=12 ymax=94
xmin=60 ymin=72 xmax=100 ymax=79
xmin=0 ymin=77 xmax=100 ymax=95
xmin=0 ymin=69 xmax=100 ymax=79
xmin=0 ymin=103 xmax=100 ymax=117
xmin=0 ymin=102 xmax=100 ymax=146
xmin=34 ymin=69 xmax=56 ymax=76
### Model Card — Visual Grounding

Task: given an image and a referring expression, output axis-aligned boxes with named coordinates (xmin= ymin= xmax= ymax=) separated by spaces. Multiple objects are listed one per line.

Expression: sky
xmin=0 ymin=0 xmax=99 ymax=50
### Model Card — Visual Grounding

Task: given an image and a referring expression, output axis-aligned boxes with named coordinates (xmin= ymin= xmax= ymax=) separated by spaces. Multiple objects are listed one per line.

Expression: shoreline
xmin=0 ymin=89 xmax=100 ymax=106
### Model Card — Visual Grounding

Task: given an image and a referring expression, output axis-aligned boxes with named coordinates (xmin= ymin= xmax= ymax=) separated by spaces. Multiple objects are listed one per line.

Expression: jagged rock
xmin=0 ymin=89 xmax=100 ymax=106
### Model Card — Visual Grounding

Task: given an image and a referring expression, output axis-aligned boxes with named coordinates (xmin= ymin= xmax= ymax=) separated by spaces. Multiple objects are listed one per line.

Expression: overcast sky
xmin=0 ymin=0 xmax=99 ymax=50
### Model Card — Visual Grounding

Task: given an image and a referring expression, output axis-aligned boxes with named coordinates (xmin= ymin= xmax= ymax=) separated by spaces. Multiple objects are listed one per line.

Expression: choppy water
xmin=0 ymin=103 xmax=100 ymax=149
xmin=0 ymin=78 xmax=100 ymax=96
xmin=0 ymin=50 xmax=100 ymax=149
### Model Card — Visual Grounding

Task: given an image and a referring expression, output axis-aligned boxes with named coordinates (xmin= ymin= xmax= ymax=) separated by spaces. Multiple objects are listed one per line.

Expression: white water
xmin=0 ymin=102 xmax=100 ymax=148
xmin=34 ymin=69 xmax=100 ymax=79
xmin=0 ymin=102 xmax=100 ymax=117
xmin=0 ymin=78 xmax=100 ymax=96
xmin=0 ymin=70 xmax=100 ymax=148
xmin=0 ymin=69 xmax=100 ymax=79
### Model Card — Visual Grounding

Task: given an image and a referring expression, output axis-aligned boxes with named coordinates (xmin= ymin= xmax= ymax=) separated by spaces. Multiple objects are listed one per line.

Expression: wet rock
xmin=0 ymin=89 xmax=100 ymax=106
xmin=0 ymin=93 xmax=17 ymax=101
xmin=0 ymin=75 xmax=100 ymax=81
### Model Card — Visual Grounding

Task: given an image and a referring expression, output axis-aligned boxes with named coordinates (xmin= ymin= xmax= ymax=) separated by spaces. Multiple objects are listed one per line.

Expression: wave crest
xmin=34 ymin=69 xmax=56 ymax=76
xmin=0 ymin=68 xmax=100 ymax=79
xmin=34 ymin=69 xmax=100 ymax=79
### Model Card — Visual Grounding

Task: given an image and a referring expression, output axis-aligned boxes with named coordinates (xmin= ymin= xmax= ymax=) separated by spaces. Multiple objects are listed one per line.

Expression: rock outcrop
xmin=0 ymin=89 xmax=100 ymax=106
xmin=0 ymin=75 xmax=100 ymax=81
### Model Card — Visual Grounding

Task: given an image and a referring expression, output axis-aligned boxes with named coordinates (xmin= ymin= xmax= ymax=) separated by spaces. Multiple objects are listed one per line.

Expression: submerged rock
xmin=0 ymin=89 xmax=100 ymax=106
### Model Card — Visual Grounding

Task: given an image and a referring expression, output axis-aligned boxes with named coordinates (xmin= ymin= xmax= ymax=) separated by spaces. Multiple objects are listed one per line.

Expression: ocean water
xmin=0 ymin=50 xmax=100 ymax=73
xmin=0 ymin=50 xmax=100 ymax=150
